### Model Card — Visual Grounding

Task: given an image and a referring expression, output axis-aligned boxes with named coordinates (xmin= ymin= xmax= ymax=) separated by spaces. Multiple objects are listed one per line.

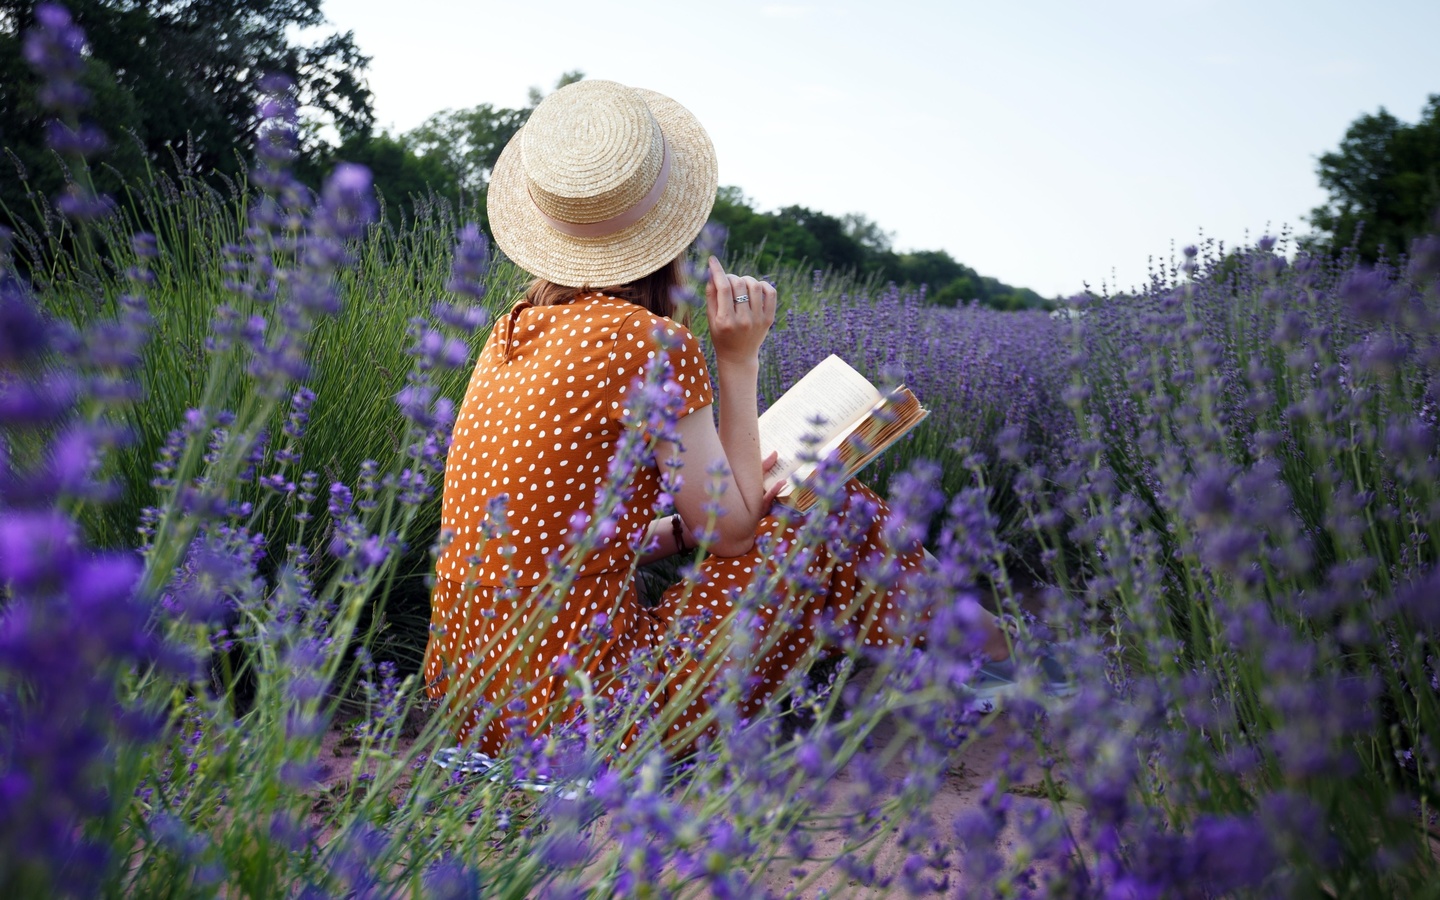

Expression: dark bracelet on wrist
xmin=671 ymin=514 xmax=687 ymax=553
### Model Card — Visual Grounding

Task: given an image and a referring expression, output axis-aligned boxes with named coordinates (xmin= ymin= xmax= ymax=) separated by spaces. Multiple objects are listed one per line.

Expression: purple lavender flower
xmin=315 ymin=163 xmax=376 ymax=241
xmin=445 ymin=223 xmax=491 ymax=302
xmin=23 ymin=4 xmax=89 ymax=114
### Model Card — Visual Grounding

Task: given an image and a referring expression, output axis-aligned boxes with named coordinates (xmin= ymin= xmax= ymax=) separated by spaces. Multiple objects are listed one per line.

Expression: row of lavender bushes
xmin=756 ymin=235 xmax=1440 ymax=895
xmin=5 ymin=5 xmax=1440 ymax=896
xmin=759 ymin=281 xmax=1071 ymax=569
xmin=1020 ymin=235 xmax=1440 ymax=895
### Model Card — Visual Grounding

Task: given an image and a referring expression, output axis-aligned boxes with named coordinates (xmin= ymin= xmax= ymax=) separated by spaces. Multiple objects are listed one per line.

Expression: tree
xmin=403 ymin=104 xmax=528 ymax=198
xmin=1308 ymin=94 xmax=1440 ymax=261
xmin=710 ymin=185 xmax=806 ymax=270
xmin=526 ymin=69 xmax=585 ymax=109
xmin=891 ymin=250 xmax=967 ymax=297
xmin=323 ymin=131 xmax=462 ymax=225
xmin=402 ymin=71 xmax=585 ymax=198
xmin=0 ymin=0 xmax=373 ymax=201
xmin=0 ymin=22 xmax=147 ymax=221
xmin=708 ymin=189 xmax=861 ymax=275
xmin=841 ymin=212 xmax=894 ymax=256
xmin=771 ymin=205 xmax=867 ymax=272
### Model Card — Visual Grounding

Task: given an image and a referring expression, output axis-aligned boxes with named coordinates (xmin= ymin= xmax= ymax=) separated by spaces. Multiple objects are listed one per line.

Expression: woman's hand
xmin=652 ymin=258 xmax=780 ymax=556
xmin=761 ymin=449 xmax=785 ymax=512
xmin=706 ymin=256 xmax=777 ymax=366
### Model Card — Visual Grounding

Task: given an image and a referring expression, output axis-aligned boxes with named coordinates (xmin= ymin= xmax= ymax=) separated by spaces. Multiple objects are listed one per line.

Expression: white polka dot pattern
xmin=423 ymin=294 xmax=926 ymax=756
xmin=433 ymin=293 xmax=712 ymax=587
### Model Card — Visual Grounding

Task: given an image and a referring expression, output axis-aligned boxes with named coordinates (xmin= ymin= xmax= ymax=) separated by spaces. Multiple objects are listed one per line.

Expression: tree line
xmin=709 ymin=187 xmax=1050 ymax=309
xmin=3 ymin=0 xmax=1437 ymax=305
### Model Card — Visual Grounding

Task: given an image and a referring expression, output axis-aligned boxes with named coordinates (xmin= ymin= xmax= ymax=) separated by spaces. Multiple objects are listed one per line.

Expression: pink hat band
xmin=528 ymin=137 xmax=673 ymax=240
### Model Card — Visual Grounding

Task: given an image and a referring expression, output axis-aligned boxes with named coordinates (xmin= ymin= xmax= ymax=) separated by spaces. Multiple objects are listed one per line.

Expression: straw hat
xmin=487 ymin=80 xmax=718 ymax=288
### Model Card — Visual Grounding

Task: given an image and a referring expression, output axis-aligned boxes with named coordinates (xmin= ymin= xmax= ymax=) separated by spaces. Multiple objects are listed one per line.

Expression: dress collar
xmin=499 ymin=292 xmax=627 ymax=358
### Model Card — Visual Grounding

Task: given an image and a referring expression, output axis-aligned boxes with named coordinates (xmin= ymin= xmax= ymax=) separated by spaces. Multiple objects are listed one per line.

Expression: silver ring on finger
xmin=734 ymin=294 xmax=750 ymax=303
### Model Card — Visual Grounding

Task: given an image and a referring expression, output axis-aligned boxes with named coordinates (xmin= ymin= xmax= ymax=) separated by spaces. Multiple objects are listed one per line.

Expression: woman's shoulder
xmin=549 ymin=293 xmax=694 ymax=352
xmin=505 ymin=292 xmax=635 ymax=342
xmin=509 ymin=293 xmax=701 ymax=349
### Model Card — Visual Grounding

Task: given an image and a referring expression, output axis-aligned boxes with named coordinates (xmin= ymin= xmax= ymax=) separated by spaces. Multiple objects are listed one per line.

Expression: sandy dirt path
xmin=314 ymin=687 xmax=1075 ymax=897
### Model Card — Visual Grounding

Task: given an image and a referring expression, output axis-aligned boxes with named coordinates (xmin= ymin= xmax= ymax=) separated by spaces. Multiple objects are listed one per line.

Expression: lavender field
xmin=4 ymin=6 xmax=1440 ymax=898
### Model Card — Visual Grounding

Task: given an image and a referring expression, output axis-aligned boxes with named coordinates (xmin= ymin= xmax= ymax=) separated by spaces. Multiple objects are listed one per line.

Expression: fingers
xmin=762 ymin=479 xmax=785 ymax=514
xmin=728 ymin=274 xmax=747 ymax=310
xmin=706 ymin=256 xmax=728 ymax=326
xmin=737 ymin=276 xmax=776 ymax=321
xmin=762 ymin=449 xmax=780 ymax=473
xmin=739 ymin=275 xmax=759 ymax=303
xmin=707 ymin=255 xmax=728 ymax=295
xmin=707 ymin=258 xmax=780 ymax=357
xmin=731 ymin=275 xmax=762 ymax=319
xmin=706 ymin=257 xmax=779 ymax=314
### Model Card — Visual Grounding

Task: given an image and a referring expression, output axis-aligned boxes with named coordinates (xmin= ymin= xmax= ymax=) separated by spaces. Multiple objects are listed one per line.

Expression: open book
xmin=759 ymin=355 xmax=930 ymax=511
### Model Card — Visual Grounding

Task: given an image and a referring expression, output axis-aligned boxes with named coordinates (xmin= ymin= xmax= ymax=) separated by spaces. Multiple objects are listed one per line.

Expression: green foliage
xmin=710 ymin=186 xmax=815 ymax=273
xmin=1308 ymin=94 xmax=1440 ymax=261
xmin=890 ymin=248 xmax=1049 ymax=310
xmin=1 ymin=0 xmax=374 ymax=230
xmin=4 ymin=0 xmax=373 ymax=165
xmin=21 ymin=166 xmax=523 ymax=560
xmin=402 ymin=102 xmax=528 ymax=198
xmin=0 ymin=27 xmax=148 ymax=222
xmin=319 ymin=131 xmax=465 ymax=226
xmin=396 ymin=71 xmax=586 ymax=199
xmin=326 ymin=70 xmax=588 ymax=229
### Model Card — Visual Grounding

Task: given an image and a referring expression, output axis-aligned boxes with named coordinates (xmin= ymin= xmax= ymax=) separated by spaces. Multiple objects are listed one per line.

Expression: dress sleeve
xmin=609 ymin=310 xmax=715 ymax=428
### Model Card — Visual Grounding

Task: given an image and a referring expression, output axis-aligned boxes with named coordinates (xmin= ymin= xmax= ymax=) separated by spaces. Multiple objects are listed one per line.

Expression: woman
xmin=422 ymin=80 xmax=1018 ymax=758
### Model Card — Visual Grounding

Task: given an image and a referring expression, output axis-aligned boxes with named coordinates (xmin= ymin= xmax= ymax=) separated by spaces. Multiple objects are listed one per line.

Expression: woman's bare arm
xmin=655 ymin=257 xmax=780 ymax=556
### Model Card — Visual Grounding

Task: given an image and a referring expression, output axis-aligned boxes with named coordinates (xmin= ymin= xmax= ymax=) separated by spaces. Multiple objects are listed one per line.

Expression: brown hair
xmin=523 ymin=255 xmax=688 ymax=322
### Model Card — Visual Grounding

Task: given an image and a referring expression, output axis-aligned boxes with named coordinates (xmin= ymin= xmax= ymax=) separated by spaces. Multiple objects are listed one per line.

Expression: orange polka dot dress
xmin=423 ymin=292 xmax=925 ymax=755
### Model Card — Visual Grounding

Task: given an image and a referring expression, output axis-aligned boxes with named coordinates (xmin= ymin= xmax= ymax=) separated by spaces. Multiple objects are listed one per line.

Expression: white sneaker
xmin=431 ymin=747 xmax=592 ymax=800
xmin=969 ymin=651 xmax=1074 ymax=709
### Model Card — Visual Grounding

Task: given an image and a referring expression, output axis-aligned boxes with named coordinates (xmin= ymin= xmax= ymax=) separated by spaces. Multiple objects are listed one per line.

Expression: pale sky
xmin=317 ymin=0 xmax=1440 ymax=298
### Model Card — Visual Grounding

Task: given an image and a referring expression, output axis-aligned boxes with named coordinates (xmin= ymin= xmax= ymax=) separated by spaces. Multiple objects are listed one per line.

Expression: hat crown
xmin=521 ymin=81 xmax=666 ymax=227
xmin=486 ymin=80 xmax=718 ymax=287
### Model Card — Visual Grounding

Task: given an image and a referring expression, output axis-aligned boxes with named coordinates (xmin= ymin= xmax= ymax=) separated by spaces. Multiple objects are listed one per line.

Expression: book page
xmin=759 ymin=355 xmax=881 ymax=491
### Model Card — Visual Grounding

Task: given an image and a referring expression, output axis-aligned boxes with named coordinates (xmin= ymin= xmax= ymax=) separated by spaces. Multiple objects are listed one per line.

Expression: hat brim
xmin=487 ymin=88 xmax=719 ymax=289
